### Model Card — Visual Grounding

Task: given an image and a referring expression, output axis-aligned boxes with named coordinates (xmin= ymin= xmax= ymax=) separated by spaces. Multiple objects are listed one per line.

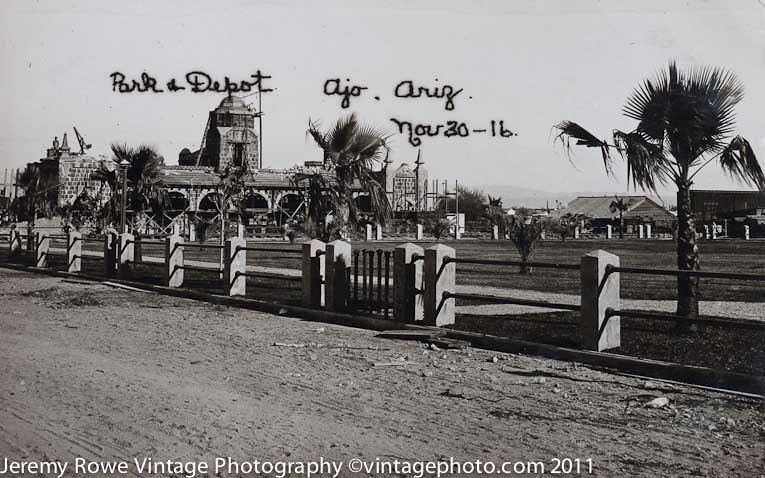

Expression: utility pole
xmin=119 ymin=159 xmax=129 ymax=233
xmin=454 ymin=180 xmax=459 ymax=239
xmin=258 ymin=88 xmax=263 ymax=168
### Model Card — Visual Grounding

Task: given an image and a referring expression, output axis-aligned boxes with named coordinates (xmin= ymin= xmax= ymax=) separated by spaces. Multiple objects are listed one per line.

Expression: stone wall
xmin=58 ymin=155 xmax=113 ymax=206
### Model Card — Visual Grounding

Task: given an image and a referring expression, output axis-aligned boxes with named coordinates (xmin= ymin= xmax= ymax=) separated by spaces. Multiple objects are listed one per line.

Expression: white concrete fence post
xmin=9 ymin=228 xmax=21 ymax=254
xmin=325 ymin=240 xmax=352 ymax=312
xmin=67 ymin=231 xmax=81 ymax=273
xmin=302 ymin=239 xmax=326 ymax=307
xmin=574 ymin=226 xmax=580 ymax=239
xmin=117 ymin=232 xmax=134 ymax=279
xmin=224 ymin=237 xmax=246 ymax=296
xmin=492 ymin=225 xmax=499 ymax=240
xmin=646 ymin=224 xmax=652 ymax=239
xmin=35 ymin=233 xmax=49 ymax=268
xmin=416 ymin=224 xmax=423 ymax=241
xmin=237 ymin=223 xmax=245 ymax=239
xmin=638 ymin=224 xmax=645 ymax=239
xmin=189 ymin=225 xmax=196 ymax=242
xmin=375 ymin=224 xmax=383 ymax=241
xmin=365 ymin=224 xmax=373 ymax=241
xmin=606 ymin=224 xmax=612 ymax=239
xmin=423 ymin=244 xmax=456 ymax=327
xmin=393 ymin=243 xmax=424 ymax=323
xmin=580 ymin=250 xmax=621 ymax=351
xmin=165 ymin=234 xmax=184 ymax=288
xmin=172 ymin=223 xmax=181 ymax=237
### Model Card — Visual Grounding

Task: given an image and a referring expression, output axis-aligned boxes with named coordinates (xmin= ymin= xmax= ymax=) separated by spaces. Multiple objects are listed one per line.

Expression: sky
xmin=1 ymin=0 xmax=764 ymax=197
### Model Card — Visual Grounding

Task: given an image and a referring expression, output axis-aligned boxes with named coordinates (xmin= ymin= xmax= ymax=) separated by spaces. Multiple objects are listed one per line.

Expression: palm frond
xmin=553 ymin=121 xmax=613 ymax=174
xmin=306 ymin=118 xmax=328 ymax=150
xmin=328 ymin=113 xmax=358 ymax=154
xmin=719 ymin=136 xmax=765 ymax=190
xmin=613 ymin=130 xmax=672 ymax=192
xmin=624 ymin=60 xmax=744 ymax=162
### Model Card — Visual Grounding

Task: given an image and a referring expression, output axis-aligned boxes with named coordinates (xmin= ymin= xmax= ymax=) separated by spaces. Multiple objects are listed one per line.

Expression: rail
xmin=445 ymin=292 xmax=581 ymax=312
xmin=181 ymin=243 xmax=223 ymax=250
xmin=234 ymin=271 xmax=302 ymax=282
xmin=176 ymin=264 xmax=223 ymax=273
xmin=234 ymin=246 xmax=302 ymax=255
xmin=606 ymin=308 xmax=765 ymax=331
xmin=446 ymin=257 xmax=581 ymax=270
xmin=605 ymin=264 xmax=765 ymax=282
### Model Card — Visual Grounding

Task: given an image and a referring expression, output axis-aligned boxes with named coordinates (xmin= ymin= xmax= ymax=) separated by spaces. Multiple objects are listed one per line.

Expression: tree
xmin=59 ymin=189 xmax=98 ymax=231
xmin=554 ymin=61 xmax=764 ymax=327
xmin=438 ymin=186 xmax=488 ymax=221
xmin=609 ymin=196 xmax=629 ymax=239
xmin=426 ymin=217 xmax=451 ymax=240
xmin=13 ymin=163 xmax=59 ymax=247
xmin=92 ymin=143 xmax=167 ymax=231
xmin=485 ymin=195 xmax=508 ymax=237
xmin=507 ymin=208 xmax=543 ymax=273
xmin=299 ymin=113 xmax=391 ymax=241
xmin=211 ymin=165 xmax=247 ymax=261
xmin=90 ymin=163 xmax=120 ymax=232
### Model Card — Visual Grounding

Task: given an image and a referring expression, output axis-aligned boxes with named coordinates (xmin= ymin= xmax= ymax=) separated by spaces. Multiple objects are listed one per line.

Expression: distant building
xmin=178 ymin=95 xmax=260 ymax=170
xmin=385 ymin=161 xmax=428 ymax=211
xmin=20 ymin=95 xmax=438 ymax=233
xmin=690 ymin=190 xmax=765 ymax=222
xmin=555 ymin=195 xmax=675 ymax=232
xmin=52 ymin=134 xmax=113 ymax=207
xmin=690 ymin=190 xmax=765 ymax=238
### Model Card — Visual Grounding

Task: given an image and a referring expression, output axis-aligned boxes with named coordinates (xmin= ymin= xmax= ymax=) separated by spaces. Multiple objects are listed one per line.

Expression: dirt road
xmin=0 ymin=268 xmax=762 ymax=477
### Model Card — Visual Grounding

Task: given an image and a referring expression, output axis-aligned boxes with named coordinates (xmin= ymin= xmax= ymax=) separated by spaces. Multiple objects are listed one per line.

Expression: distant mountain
xmin=471 ymin=184 xmax=675 ymax=210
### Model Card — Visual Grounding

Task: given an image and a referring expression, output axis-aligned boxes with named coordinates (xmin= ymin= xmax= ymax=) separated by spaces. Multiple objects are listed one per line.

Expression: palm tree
xmin=90 ymin=163 xmax=120 ymax=230
xmin=299 ymin=113 xmax=391 ymax=241
xmin=554 ymin=61 xmax=764 ymax=327
xmin=14 ymin=163 xmax=59 ymax=247
xmin=609 ymin=196 xmax=628 ymax=239
xmin=92 ymin=143 xmax=166 ymax=230
xmin=508 ymin=208 xmax=544 ymax=273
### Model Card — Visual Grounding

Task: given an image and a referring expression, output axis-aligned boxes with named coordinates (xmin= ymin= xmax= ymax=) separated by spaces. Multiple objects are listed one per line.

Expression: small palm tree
xmin=299 ymin=113 xmax=391 ymax=241
xmin=554 ymin=61 xmax=764 ymax=326
xmin=609 ymin=196 xmax=629 ymax=239
xmin=91 ymin=163 xmax=120 ymax=230
xmin=92 ymin=143 xmax=167 ymax=230
xmin=508 ymin=209 xmax=544 ymax=273
xmin=14 ymin=163 xmax=59 ymax=246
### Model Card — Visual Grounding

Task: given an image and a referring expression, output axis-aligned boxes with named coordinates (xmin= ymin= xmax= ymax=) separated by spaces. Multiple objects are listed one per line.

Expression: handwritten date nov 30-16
xmin=391 ymin=118 xmax=517 ymax=147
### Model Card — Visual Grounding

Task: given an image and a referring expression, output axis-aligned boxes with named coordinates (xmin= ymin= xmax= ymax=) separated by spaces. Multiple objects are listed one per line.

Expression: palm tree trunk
xmin=675 ymin=181 xmax=700 ymax=326
xmin=619 ymin=213 xmax=624 ymax=239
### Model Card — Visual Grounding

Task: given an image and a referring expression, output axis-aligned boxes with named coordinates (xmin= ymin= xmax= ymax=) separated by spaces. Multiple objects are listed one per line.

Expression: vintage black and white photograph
xmin=0 ymin=1 xmax=763 ymax=477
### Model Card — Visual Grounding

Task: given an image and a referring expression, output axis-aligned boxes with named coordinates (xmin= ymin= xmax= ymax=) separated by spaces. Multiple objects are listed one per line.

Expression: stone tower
xmin=198 ymin=95 xmax=260 ymax=171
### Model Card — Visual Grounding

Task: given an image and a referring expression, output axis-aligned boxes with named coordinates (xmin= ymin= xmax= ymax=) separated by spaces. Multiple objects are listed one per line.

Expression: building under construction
xmin=10 ymin=95 xmax=453 ymax=233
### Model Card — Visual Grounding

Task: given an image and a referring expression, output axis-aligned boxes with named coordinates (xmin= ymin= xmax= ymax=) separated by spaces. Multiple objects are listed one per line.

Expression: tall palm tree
xmin=609 ymin=196 xmax=628 ymax=239
xmin=554 ymin=61 xmax=764 ymax=327
xmin=298 ymin=113 xmax=391 ymax=241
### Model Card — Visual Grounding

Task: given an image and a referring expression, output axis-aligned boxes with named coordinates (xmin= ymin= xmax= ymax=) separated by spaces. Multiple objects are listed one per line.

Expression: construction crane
xmin=73 ymin=126 xmax=92 ymax=155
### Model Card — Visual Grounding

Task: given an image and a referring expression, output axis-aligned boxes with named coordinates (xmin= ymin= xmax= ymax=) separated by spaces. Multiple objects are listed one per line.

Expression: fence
xmin=3 ymin=231 xmax=764 ymax=354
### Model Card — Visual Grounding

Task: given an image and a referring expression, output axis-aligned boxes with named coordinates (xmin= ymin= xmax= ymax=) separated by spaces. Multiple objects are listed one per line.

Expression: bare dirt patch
xmin=0 ymin=268 xmax=763 ymax=478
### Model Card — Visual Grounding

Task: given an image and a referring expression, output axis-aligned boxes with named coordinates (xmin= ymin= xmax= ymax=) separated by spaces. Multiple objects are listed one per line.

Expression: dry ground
xmin=0 ymin=268 xmax=763 ymax=477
